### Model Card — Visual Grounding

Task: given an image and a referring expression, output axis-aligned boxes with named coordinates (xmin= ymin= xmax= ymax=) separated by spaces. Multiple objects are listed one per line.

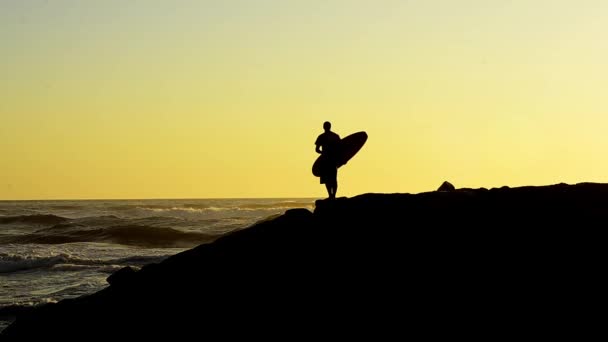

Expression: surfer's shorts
xmin=320 ymin=163 xmax=337 ymax=184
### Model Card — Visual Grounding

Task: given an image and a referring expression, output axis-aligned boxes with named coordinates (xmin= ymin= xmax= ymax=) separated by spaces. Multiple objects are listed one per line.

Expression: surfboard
xmin=312 ymin=131 xmax=367 ymax=177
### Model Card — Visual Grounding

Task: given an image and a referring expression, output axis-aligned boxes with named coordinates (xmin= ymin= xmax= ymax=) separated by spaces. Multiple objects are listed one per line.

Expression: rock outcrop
xmin=437 ymin=180 xmax=455 ymax=191
xmin=2 ymin=183 xmax=605 ymax=339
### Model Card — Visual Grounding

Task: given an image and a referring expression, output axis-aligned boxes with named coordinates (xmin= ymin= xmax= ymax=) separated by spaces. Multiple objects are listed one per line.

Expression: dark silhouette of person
xmin=315 ymin=121 xmax=341 ymax=199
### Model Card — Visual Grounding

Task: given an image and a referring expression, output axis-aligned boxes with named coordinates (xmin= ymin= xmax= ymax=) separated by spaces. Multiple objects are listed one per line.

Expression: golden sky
xmin=2 ymin=0 xmax=608 ymax=199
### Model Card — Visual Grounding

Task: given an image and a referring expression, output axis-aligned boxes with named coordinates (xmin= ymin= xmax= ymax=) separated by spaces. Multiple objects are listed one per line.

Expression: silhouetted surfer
xmin=315 ymin=121 xmax=341 ymax=199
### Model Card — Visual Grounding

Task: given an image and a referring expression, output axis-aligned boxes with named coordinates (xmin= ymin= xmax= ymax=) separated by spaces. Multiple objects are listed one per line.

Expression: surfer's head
xmin=323 ymin=121 xmax=331 ymax=131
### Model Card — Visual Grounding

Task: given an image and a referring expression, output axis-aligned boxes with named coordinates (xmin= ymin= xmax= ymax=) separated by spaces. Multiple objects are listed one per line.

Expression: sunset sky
xmin=2 ymin=0 xmax=608 ymax=199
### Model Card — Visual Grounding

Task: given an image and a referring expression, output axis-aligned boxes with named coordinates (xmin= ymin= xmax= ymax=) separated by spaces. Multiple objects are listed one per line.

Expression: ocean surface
xmin=0 ymin=198 xmax=314 ymax=332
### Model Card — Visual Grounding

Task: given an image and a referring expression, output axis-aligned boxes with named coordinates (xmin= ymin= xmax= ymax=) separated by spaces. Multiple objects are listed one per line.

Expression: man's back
xmin=316 ymin=131 xmax=341 ymax=158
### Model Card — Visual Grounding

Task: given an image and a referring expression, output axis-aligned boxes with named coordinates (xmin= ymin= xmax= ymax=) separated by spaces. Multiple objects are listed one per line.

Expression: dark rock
xmin=437 ymin=181 xmax=455 ymax=191
xmin=106 ymin=266 xmax=136 ymax=286
xmin=2 ymin=182 xmax=606 ymax=339
xmin=0 ymin=305 xmax=35 ymax=320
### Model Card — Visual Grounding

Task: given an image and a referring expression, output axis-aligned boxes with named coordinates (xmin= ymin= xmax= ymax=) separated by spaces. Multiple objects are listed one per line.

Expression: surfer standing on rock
xmin=315 ymin=121 xmax=341 ymax=199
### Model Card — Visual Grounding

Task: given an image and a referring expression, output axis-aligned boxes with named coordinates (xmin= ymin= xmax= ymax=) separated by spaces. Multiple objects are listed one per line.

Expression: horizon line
xmin=0 ymin=196 xmax=320 ymax=202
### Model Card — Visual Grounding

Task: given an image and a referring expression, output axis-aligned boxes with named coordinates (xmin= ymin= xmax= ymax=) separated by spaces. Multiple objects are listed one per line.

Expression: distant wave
xmin=138 ymin=202 xmax=313 ymax=213
xmin=138 ymin=206 xmax=227 ymax=213
xmin=0 ymin=253 xmax=169 ymax=274
xmin=47 ymin=205 xmax=83 ymax=210
xmin=0 ymin=214 xmax=69 ymax=226
xmin=106 ymin=205 xmax=138 ymax=211
xmin=0 ymin=224 xmax=216 ymax=248
xmin=237 ymin=201 xmax=314 ymax=209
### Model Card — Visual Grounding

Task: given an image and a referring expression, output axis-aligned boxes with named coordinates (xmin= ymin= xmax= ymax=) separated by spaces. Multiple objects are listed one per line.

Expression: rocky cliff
xmin=2 ymin=183 xmax=604 ymax=339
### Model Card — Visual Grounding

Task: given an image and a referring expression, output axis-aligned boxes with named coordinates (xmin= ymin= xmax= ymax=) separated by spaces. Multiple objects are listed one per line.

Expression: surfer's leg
xmin=331 ymin=169 xmax=338 ymax=198
xmin=325 ymin=184 xmax=332 ymax=198
xmin=326 ymin=179 xmax=336 ymax=199
xmin=328 ymin=166 xmax=337 ymax=198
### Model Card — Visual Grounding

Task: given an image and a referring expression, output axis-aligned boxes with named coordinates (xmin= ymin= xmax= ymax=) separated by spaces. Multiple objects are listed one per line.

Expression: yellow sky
xmin=2 ymin=0 xmax=608 ymax=199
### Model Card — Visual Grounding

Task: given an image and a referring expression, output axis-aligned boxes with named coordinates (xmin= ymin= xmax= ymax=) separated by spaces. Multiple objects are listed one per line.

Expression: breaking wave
xmin=0 ymin=253 xmax=168 ymax=274
xmin=0 ymin=224 xmax=216 ymax=248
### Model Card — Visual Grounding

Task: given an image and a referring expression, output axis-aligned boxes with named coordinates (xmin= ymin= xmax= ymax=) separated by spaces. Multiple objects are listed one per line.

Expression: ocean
xmin=0 ymin=198 xmax=315 ymax=332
